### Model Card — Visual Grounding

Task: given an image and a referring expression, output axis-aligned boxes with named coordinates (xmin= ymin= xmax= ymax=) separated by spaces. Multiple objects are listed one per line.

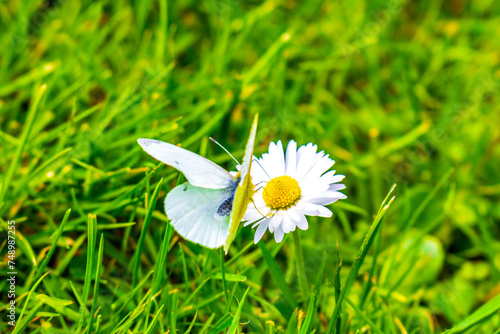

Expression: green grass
xmin=1 ymin=0 xmax=500 ymax=333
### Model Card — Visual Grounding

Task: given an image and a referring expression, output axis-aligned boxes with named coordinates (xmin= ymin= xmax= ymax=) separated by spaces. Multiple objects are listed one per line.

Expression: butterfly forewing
xmin=137 ymin=139 xmax=235 ymax=189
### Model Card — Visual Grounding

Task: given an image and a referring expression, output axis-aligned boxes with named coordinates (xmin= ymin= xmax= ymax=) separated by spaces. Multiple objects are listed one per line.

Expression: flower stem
xmin=293 ymin=231 xmax=309 ymax=302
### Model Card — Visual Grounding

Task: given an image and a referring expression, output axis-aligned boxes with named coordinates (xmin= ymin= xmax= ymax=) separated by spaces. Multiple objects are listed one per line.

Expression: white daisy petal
xmin=269 ymin=214 xmax=283 ymax=233
xmin=299 ymin=202 xmax=333 ymax=217
xmin=329 ymin=184 xmax=346 ymax=191
xmin=287 ymin=209 xmax=304 ymax=232
xmin=310 ymin=154 xmax=335 ymax=178
xmin=274 ymin=225 xmax=285 ymax=243
xmin=269 ymin=140 xmax=285 ymax=175
xmin=300 ymin=179 xmax=330 ymax=199
xmin=285 ymin=140 xmax=297 ymax=176
xmin=335 ymin=192 xmax=347 ymax=200
xmin=331 ymin=174 xmax=345 ymax=183
xmin=254 ymin=220 xmax=269 ymax=243
xmin=310 ymin=191 xmax=348 ymax=205
xmin=281 ymin=211 xmax=295 ymax=233
xmin=316 ymin=206 xmax=333 ymax=217
xmin=295 ymin=144 xmax=318 ymax=181
xmin=319 ymin=170 xmax=336 ymax=183
xmin=293 ymin=212 xmax=309 ymax=230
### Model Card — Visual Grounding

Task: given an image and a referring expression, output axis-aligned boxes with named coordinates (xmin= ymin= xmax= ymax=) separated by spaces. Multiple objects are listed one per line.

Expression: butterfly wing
xmin=165 ymin=182 xmax=237 ymax=248
xmin=224 ymin=114 xmax=259 ymax=253
xmin=137 ymin=138 xmax=235 ymax=189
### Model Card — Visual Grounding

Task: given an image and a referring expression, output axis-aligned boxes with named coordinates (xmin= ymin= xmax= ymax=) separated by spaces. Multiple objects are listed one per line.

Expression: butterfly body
xmin=215 ymin=177 xmax=239 ymax=218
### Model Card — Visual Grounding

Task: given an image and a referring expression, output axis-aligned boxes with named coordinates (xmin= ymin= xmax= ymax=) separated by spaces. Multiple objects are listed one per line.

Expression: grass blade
xmin=345 ymin=296 xmax=384 ymax=334
xmin=145 ymin=304 xmax=164 ymax=334
xmin=133 ymin=178 xmax=163 ymax=287
xmin=151 ymin=224 xmax=172 ymax=293
xmin=88 ymin=233 xmax=105 ymax=333
xmin=300 ymin=293 xmax=316 ymax=334
xmin=183 ymin=310 xmax=198 ymax=334
xmin=228 ymin=287 xmax=251 ymax=334
xmin=259 ymin=242 xmax=298 ymax=309
xmin=327 ymin=184 xmax=397 ymax=333
xmin=220 ymin=248 xmax=229 ymax=311
xmin=36 ymin=209 xmax=71 ymax=278
xmin=207 ymin=313 xmax=233 ymax=334
xmin=14 ymin=271 xmax=51 ymax=334
xmin=82 ymin=214 xmax=97 ymax=305
xmin=0 ymin=83 xmax=46 ymax=208
xmin=442 ymin=293 xmax=500 ymax=333
xmin=13 ymin=300 xmax=45 ymax=334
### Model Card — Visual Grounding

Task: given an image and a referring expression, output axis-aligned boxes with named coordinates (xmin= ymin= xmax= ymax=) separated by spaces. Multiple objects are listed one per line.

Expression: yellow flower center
xmin=262 ymin=175 xmax=301 ymax=210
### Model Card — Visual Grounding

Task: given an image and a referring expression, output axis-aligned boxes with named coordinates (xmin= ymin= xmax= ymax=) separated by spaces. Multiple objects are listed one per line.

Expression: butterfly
xmin=137 ymin=114 xmax=258 ymax=253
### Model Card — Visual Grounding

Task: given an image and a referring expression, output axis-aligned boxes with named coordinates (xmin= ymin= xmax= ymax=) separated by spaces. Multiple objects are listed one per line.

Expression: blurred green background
xmin=1 ymin=0 xmax=500 ymax=333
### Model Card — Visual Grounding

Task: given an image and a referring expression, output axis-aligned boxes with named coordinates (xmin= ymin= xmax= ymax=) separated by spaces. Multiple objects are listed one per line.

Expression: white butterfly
xmin=137 ymin=115 xmax=258 ymax=253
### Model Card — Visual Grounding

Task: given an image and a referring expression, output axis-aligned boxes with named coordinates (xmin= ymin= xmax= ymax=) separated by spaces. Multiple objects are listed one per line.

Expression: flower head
xmin=243 ymin=140 xmax=346 ymax=243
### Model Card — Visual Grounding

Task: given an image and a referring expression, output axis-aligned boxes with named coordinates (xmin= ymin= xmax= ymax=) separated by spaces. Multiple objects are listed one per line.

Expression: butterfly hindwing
xmin=165 ymin=182 xmax=237 ymax=249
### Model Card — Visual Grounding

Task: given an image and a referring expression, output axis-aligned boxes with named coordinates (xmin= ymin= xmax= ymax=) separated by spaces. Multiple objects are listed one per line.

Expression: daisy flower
xmin=243 ymin=140 xmax=346 ymax=243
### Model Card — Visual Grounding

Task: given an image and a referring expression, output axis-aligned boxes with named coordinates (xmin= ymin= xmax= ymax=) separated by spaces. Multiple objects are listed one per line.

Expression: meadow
xmin=1 ymin=0 xmax=500 ymax=333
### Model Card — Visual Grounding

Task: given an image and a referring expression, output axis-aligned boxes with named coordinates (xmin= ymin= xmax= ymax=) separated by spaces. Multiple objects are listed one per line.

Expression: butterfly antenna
xmin=252 ymin=158 xmax=271 ymax=180
xmin=250 ymin=184 xmax=270 ymax=218
xmin=209 ymin=137 xmax=240 ymax=165
xmin=251 ymin=199 xmax=268 ymax=218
